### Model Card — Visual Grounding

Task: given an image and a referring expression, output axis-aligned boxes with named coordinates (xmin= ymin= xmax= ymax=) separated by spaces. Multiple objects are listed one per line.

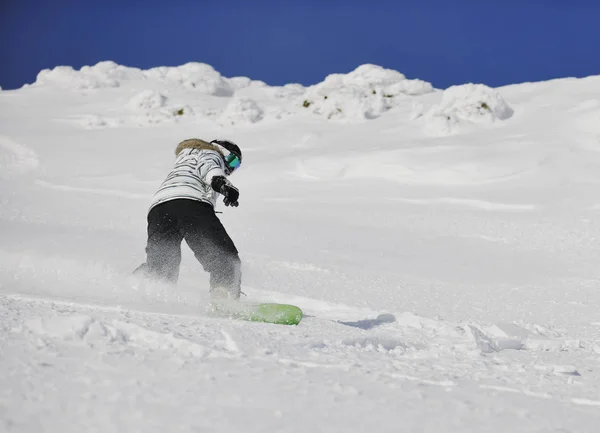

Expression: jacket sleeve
xmin=198 ymin=151 xmax=227 ymax=185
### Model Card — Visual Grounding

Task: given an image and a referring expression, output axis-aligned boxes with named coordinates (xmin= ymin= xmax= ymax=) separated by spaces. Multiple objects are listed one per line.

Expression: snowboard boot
xmin=132 ymin=263 xmax=149 ymax=277
xmin=210 ymin=286 xmax=241 ymax=301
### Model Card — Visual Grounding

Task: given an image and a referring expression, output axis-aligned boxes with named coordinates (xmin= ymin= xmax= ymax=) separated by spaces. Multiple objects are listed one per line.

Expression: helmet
xmin=211 ymin=139 xmax=242 ymax=161
xmin=211 ymin=139 xmax=242 ymax=173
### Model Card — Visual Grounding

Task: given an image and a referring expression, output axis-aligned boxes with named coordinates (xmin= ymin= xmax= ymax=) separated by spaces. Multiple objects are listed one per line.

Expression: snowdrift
xmin=413 ymin=83 xmax=515 ymax=135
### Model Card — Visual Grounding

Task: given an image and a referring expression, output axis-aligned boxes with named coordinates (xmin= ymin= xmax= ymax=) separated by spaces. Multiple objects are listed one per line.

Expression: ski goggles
xmin=225 ymin=153 xmax=241 ymax=172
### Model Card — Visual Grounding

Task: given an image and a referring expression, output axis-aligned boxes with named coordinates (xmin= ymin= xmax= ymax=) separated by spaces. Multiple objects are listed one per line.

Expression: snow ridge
xmin=29 ymin=61 xmax=520 ymax=132
xmin=30 ymin=61 xmax=441 ymax=126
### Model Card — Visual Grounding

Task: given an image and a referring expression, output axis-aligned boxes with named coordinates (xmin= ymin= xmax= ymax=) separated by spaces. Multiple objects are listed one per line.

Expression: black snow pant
xmin=137 ymin=199 xmax=241 ymax=295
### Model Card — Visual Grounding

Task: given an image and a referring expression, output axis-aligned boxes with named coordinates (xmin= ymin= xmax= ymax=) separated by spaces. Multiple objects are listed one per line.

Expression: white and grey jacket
xmin=148 ymin=139 xmax=228 ymax=214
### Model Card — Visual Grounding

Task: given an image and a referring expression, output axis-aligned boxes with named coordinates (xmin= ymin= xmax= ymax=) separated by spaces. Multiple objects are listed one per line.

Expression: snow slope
xmin=2 ymin=62 xmax=600 ymax=432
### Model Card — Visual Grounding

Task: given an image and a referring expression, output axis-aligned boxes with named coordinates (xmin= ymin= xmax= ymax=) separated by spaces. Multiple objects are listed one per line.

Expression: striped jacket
xmin=148 ymin=139 xmax=228 ymax=213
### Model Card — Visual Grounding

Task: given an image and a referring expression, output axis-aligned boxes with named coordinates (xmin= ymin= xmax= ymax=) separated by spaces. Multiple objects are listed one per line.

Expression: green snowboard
xmin=210 ymin=300 xmax=303 ymax=325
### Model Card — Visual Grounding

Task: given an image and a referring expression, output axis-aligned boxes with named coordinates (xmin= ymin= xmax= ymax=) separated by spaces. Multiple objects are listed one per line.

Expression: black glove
xmin=211 ymin=175 xmax=239 ymax=207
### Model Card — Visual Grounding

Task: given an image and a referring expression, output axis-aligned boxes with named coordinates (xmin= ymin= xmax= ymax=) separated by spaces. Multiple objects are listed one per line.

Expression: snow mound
xmin=32 ymin=61 xmax=258 ymax=96
xmin=300 ymin=64 xmax=433 ymax=120
xmin=128 ymin=90 xmax=167 ymax=110
xmin=35 ymin=65 xmax=118 ymax=90
xmin=415 ymin=83 xmax=514 ymax=135
xmin=34 ymin=61 xmax=145 ymax=90
xmin=228 ymin=76 xmax=253 ymax=92
xmin=127 ymin=90 xmax=194 ymax=126
xmin=144 ymin=62 xmax=238 ymax=96
xmin=219 ymin=97 xmax=264 ymax=125
xmin=131 ymin=105 xmax=194 ymax=126
xmin=272 ymin=83 xmax=306 ymax=100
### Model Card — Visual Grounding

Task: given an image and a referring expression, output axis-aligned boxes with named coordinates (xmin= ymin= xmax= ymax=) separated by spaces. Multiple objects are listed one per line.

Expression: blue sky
xmin=1 ymin=0 xmax=599 ymax=90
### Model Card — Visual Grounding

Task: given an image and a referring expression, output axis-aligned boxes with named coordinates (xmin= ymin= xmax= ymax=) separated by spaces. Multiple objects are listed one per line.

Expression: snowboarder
xmin=134 ymin=138 xmax=243 ymax=300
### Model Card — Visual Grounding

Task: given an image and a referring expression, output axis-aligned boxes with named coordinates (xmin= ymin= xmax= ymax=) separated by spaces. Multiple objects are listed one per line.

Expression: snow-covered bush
xmin=130 ymin=109 xmax=193 ymax=127
xmin=228 ymin=76 xmax=253 ymax=92
xmin=128 ymin=90 xmax=167 ymax=111
xmin=35 ymin=65 xmax=119 ymax=90
xmin=32 ymin=61 xmax=261 ymax=97
xmin=82 ymin=61 xmax=146 ymax=82
xmin=219 ymin=97 xmax=264 ymax=125
xmin=414 ymin=83 xmax=514 ymax=135
xmin=304 ymin=88 xmax=385 ymax=120
xmin=171 ymin=106 xmax=193 ymax=117
xmin=127 ymin=90 xmax=194 ymax=126
xmin=299 ymin=64 xmax=433 ymax=120
xmin=34 ymin=61 xmax=146 ymax=90
xmin=272 ymin=84 xmax=306 ymax=100
xmin=144 ymin=62 xmax=236 ymax=96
